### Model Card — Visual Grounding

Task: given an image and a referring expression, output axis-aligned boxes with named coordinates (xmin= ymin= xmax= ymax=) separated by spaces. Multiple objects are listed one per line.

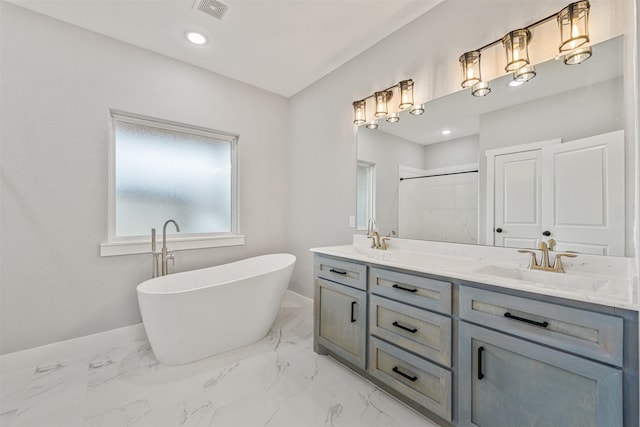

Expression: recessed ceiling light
xmin=508 ymin=79 xmax=525 ymax=87
xmin=186 ymin=31 xmax=207 ymax=45
xmin=441 ymin=129 xmax=452 ymax=135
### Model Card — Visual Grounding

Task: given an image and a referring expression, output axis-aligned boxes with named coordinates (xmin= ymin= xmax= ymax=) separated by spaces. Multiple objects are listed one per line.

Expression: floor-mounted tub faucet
xmin=161 ymin=219 xmax=180 ymax=276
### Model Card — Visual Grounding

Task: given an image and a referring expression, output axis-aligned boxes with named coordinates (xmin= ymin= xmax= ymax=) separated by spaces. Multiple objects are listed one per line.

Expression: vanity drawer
xmin=315 ymin=255 xmax=367 ymax=290
xmin=459 ymin=286 xmax=623 ymax=367
xmin=370 ymin=295 xmax=452 ymax=367
xmin=369 ymin=337 xmax=452 ymax=422
xmin=370 ymin=268 xmax=451 ymax=314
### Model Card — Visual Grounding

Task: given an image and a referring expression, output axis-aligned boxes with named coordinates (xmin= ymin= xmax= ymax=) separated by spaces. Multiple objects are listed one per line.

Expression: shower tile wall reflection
xmin=0 ymin=294 xmax=436 ymax=427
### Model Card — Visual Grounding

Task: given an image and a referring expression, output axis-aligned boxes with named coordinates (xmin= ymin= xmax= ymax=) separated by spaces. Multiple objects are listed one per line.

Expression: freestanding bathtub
xmin=137 ymin=253 xmax=296 ymax=365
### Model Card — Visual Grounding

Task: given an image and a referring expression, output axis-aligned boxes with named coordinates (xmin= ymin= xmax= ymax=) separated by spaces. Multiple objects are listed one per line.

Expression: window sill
xmin=100 ymin=234 xmax=245 ymax=257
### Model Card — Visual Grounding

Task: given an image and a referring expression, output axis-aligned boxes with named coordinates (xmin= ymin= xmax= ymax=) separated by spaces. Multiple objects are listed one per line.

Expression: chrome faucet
xmin=161 ymin=219 xmax=180 ymax=276
xmin=518 ymin=240 xmax=577 ymax=273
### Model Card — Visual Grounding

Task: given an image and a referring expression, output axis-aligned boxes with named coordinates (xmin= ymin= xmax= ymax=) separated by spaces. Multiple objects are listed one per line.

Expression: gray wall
xmin=424 ymin=135 xmax=479 ymax=170
xmin=357 ymin=128 xmax=425 ymax=236
xmin=1 ymin=4 xmax=290 ymax=354
xmin=286 ymin=0 xmax=637 ymax=299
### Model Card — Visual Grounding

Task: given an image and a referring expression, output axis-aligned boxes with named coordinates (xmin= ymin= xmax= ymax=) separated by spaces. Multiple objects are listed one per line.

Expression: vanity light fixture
xmin=410 ymin=103 xmax=425 ymax=115
xmin=564 ymin=46 xmax=592 ymax=65
xmin=558 ymin=0 xmax=590 ymax=52
xmin=374 ymin=91 xmax=390 ymax=118
xmin=386 ymin=113 xmax=400 ymax=123
xmin=366 ymin=120 xmax=379 ymax=129
xmin=509 ymin=65 xmax=537 ymax=86
xmin=399 ymin=80 xmax=414 ymax=109
xmin=352 ymin=100 xmax=366 ymax=125
xmin=458 ymin=1 xmax=591 ymax=96
xmin=459 ymin=51 xmax=482 ymax=88
xmin=472 ymin=81 xmax=491 ymax=97
xmin=352 ymin=79 xmax=416 ymax=125
xmin=186 ymin=31 xmax=207 ymax=45
xmin=502 ymin=29 xmax=531 ymax=72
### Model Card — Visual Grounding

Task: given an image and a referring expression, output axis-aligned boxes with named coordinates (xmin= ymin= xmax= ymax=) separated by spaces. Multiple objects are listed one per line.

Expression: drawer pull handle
xmin=478 ymin=346 xmax=485 ymax=380
xmin=504 ymin=312 xmax=549 ymax=328
xmin=392 ymin=284 xmax=417 ymax=293
xmin=329 ymin=268 xmax=347 ymax=275
xmin=392 ymin=321 xmax=418 ymax=333
xmin=392 ymin=366 xmax=418 ymax=382
xmin=350 ymin=301 xmax=357 ymax=323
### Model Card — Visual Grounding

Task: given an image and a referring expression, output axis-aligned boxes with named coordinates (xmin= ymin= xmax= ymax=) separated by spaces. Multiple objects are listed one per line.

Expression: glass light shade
xmin=502 ymin=29 xmax=531 ymax=72
xmin=353 ymin=100 xmax=366 ymax=125
xmin=459 ymin=51 xmax=481 ymax=88
xmin=472 ymin=81 xmax=491 ymax=97
xmin=558 ymin=1 xmax=590 ymax=52
xmin=374 ymin=91 xmax=389 ymax=118
xmin=386 ymin=113 xmax=400 ymax=123
xmin=398 ymin=80 xmax=414 ymax=109
xmin=410 ymin=104 xmax=425 ymax=115
xmin=514 ymin=65 xmax=536 ymax=82
xmin=564 ymin=46 xmax=592 ymax=65
xmin=366 ymin=120 xmax=378 ymax=129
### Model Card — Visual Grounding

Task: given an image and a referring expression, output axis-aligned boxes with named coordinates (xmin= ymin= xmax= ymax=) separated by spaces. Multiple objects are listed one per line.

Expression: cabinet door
xmin=459 ymin=322 xmax=622 ymax=427
xmin=316 ymin=278 xmax=367 ymax=369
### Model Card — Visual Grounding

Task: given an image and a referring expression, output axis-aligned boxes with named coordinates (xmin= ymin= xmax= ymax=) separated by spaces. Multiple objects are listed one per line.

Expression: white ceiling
xmin=7 ymin=0 xmax=443 ymax=97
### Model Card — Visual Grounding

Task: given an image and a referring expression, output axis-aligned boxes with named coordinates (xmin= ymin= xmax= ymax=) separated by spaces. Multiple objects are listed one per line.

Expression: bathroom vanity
xmin=312 ymin=237 xmax=639 ymax=427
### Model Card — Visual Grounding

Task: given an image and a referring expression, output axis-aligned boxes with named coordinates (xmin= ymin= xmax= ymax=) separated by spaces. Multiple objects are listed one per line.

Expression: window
xmin=101 ymin=111 xmax=243 ymax=256
xmin=356 ymin=161 xmax=375 ymax=232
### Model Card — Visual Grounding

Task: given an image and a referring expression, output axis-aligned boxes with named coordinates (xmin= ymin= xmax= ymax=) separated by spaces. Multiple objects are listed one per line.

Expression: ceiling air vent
xmin=195 ymin=0 xmax=229 ymax=20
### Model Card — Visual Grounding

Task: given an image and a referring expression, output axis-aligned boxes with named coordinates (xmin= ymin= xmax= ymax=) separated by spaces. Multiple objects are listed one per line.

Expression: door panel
xmin=494 ymin=151 xmax=542 ymax=247
xmin=541 ymin=130 xmax=624 ymax=255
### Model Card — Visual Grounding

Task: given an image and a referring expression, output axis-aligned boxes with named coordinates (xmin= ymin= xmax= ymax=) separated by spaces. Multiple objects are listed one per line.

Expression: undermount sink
xmin=474 ymin=265 xmax=611 ymax=292
xmin=353 ymin=246 xmax=395 ymax=257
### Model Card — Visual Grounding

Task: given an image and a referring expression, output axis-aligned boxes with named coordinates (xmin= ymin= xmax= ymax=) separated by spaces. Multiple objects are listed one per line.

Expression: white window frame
xmin=100 ymin=110 xmax=244 ymax=257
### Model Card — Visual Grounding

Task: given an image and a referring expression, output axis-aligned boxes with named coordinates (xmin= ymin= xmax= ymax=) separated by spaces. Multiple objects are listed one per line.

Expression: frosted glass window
xmin=112 ymin=113 xmax=237 ymax=239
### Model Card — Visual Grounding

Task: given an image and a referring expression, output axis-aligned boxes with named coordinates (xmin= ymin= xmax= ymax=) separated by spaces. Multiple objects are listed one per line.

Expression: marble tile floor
xmin=0 ymin=294 xmax=438 ymax=427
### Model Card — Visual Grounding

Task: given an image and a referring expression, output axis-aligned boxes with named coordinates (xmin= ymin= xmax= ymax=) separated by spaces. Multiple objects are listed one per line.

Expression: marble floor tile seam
xmin=0 ymin=301 xmax=440 ymax=427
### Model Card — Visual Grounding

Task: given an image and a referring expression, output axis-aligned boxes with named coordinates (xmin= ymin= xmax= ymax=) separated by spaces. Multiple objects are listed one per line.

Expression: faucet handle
xmin=518 ymin=249 xmax=539 ymax=268
xmin=553 ymin=252 xmax=577 ymax=273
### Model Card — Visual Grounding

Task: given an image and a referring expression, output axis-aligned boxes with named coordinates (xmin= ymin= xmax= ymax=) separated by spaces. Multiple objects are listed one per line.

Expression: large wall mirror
xmin=357 ymin=36 xmax=629 ymax=256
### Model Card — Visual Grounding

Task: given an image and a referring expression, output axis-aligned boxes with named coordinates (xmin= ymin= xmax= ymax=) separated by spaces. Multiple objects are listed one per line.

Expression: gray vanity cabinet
xmin=458 ymin=286 xmax=624 ymax=427
xmin=459 ymin=322 xmax=622 ymax=427
xmin=314 ymin=256 xmax=368 ymax=369
xmin=368 ymin=268 xmax=453 ymax=422
xmin=313 ymin=252 xmax=637 ymax=427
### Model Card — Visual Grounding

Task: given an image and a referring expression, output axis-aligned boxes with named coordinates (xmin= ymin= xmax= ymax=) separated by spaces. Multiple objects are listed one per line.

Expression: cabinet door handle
xmin=504 ymin=312 xmax=549 ymax=328
xmin=477 ymin=346 xmax=485 ymax=380
xmin=392 ymin=284 xmax=417 ymax=293
xmin=350 ymin=301 xmax=357 ymax=323
xmin=392 ymin=321 xmax=418 ymax=333
xmin=329 ymin=268 xmax=347 ymax=275
xmin=392 ymin=366 xmax=418 ymax=382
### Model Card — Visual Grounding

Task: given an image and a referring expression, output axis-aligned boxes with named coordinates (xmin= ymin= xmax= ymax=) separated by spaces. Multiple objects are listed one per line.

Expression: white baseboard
xmin=1 ymin=323 xmax=147 ymax=376
xmin=284 ymin=289 xmax=312 ymax=306
xmin=1 ymin=290 xmax=309 ymax=376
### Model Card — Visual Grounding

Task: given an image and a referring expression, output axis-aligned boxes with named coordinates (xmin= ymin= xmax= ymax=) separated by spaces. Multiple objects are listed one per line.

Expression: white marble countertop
xmin=311 ymin=236 xmax=639 ymax=311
